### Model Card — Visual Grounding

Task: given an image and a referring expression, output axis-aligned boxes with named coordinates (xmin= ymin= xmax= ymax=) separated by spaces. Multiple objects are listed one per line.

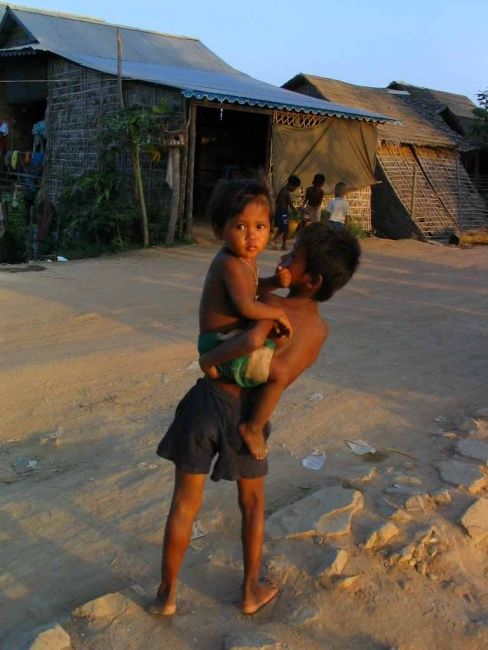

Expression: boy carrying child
xmin=149 ymin=178 xmax=360 ymax=616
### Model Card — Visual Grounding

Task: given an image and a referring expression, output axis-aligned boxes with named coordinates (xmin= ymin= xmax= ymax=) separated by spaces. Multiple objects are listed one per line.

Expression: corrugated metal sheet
xmin=0 ymin=7 xmax=394 ymax=123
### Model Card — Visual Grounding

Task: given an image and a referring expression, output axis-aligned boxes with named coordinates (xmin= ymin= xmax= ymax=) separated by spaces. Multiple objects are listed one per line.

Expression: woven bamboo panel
xmin=346 ymin=186 xmax=372 ymax=231
xmin=46 ymin=59 xmax=119 ymax=203
xmin=414 ymin=147 xmax=488 ymax=232
xmin=377 ymin=143 xmax=488 ymax=239
xmin=273 ymin=110 xmax=328 ymax=128
xmin=45 ymin=58 xmax=183 ymax=217
xmin=322 ymin=187 xmax=371 ymax=231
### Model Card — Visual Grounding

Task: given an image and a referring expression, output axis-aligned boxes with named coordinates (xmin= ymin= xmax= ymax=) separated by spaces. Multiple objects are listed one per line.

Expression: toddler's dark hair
xmin=287 ymin=174 xmax=301 ymax=188
xmin=207 ymin=178 xmax=274 ymax=231
xmin=296 ymin=223 xmax=360 ymax=302
xmin=313 ymin=173 xmax=325 ymax=185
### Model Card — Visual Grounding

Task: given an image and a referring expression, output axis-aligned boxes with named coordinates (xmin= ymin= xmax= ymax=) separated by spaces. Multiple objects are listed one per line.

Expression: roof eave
xmin=182 ymin=89 xmax=395 ymax=123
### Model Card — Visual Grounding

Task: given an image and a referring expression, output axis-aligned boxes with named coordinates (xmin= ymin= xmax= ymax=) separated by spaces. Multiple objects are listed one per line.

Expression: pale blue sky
xmin=9 ymin=0 xmax=488 ymax=103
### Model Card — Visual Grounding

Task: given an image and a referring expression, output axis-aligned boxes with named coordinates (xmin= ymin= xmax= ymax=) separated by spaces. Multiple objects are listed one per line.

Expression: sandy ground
xmin=1 ymin=229 xmax=488 ymax=649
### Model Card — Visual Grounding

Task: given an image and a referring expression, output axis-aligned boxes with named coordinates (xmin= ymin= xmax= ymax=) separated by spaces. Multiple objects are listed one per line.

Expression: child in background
xmin=324 ymin=181 xmax=351 ymax=230
xmin=271 ymin=174 xmax=301 ymax=251
xmin=301 ymin=173 xmax=325 ymax=225
xmin=198 ymin=178 xmax=292 ymax=459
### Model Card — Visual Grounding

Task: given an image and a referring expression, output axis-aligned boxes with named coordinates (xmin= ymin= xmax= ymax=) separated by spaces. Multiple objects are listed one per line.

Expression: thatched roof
xmin=388 ymin=82 xmax=480 ymax=146
xmin=284 ymin=74 xmax=458 ymax=148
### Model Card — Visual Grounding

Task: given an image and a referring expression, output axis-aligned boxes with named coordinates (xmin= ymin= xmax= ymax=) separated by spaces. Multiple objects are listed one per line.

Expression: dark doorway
xmin=193 ymin=105 xmax=269 ymax=217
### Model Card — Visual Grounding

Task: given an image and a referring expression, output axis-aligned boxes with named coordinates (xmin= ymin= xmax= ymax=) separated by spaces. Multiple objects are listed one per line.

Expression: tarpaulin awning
xmin=272 ymin=120 xmax=378 ymax=193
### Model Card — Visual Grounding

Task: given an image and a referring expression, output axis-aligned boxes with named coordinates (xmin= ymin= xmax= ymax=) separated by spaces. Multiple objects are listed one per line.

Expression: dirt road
xmin=1 ymin=234 xmax=487 ymax=649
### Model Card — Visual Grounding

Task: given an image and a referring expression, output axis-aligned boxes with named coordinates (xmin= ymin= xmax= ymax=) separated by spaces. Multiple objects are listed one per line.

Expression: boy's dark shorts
xmin=157 ymin=378 xmax=270 ymax=482
xmin=274 ymin=210 xmax=288 ymax=234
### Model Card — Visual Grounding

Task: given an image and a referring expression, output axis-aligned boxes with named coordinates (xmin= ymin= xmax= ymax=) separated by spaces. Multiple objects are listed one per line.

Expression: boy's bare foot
xmin=146 ymin=584 xmax=177 ymax=616
xmin=242 ymin=580 xmax=278 ymax=615
xmin=239 ymin=423 xmax=267 ymax=460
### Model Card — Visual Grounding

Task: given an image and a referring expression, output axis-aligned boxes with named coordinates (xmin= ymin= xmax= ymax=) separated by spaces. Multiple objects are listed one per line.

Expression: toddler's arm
xmin=258 ymin=264 xmax=291 ymax=296
xmin=223 ymin=256 xmax=292 ymax=336
xmin=199 ymin=320 xmax=273 ymax=377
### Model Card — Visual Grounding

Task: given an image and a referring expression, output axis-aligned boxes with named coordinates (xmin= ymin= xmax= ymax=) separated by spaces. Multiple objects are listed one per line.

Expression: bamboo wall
xmin=45 ymin=58 xmax=184 ymax=221
xmin=376 ymin=143 xmax=488 ymax=239
xmin=322 ymin=186 xmax=372 ymax=231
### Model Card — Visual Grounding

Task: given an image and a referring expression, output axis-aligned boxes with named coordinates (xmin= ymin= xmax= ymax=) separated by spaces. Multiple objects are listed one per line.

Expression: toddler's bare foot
xmin=239 ymin=423 xmax=267 ymax=460
xmin=199 ymin=358 xmax=220 ymax=379
xmin=242 ymin=580 xmax=278 ymax=615
xmin=146 ymin=584 xmax=176 ymax=616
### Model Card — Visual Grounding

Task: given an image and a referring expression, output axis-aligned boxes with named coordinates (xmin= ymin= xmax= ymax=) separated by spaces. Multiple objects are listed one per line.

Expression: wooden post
xmin=26 ymin=202 xmax=34 ymax=262
xmin=410 ymin=164 xmax=417 ymax=217
xmin=165 ymin=145 xmax=181 ymax=245
xmin=184 ymin=103 xmax=196 ymax=240
xmin=456 ymin=156 xmax=462 ymax=232
xmin=265 ymin=114 xmax=272 ymax=177
xmin=133 ymin=142 xmax=149 ymax=247
xmin=178 ymin=118 xmax=189 ymax=239
xmin=116 ymin=29 xmax=124 ymax=109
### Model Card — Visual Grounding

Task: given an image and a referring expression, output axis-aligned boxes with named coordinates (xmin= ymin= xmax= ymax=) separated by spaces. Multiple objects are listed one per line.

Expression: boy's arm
xmin=223 ymin=256 xmax=292 ymax=335
xmin=275 ymin=319 xmax=329 ymax=387
xmin=199 ymin=319 xmax=273 ymax=373
xmin=286 ymin=193 xmax=295 ymax=214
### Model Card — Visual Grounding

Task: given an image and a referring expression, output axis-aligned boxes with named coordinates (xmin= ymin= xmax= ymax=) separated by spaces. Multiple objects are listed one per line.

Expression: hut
xmin=0 ymin=5 xmax=391 ymax=252
xmin=388 ymin=82 xmax=488 ymax=206
xmin=284 ymin=74 xmax=488 ymax=240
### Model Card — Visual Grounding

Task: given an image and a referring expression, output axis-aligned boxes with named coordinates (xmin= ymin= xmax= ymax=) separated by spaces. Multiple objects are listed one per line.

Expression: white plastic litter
xmin=56 ymin=256 xmax=68 ymax=262
xmin=302 ymin=452 xmax=326 ymax=470
xmin=15 ymin=458 xmax=38 ymax=473
xmin=309 ymin=393 xmax=324 ymax=402
xmin=345 ymin=439 xmax=376 ymax=456
xmin=137 ymin=462 xmax=158 ymax=470
xmin=191 ymin=521 xmax=208 ymax=539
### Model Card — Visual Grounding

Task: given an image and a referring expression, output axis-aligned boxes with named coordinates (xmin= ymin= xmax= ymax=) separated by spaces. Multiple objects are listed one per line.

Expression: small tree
xmin=101 ymin=104 xmax=169 ymax=247
xmin=471 ymin=89 xmax=488 ymax=144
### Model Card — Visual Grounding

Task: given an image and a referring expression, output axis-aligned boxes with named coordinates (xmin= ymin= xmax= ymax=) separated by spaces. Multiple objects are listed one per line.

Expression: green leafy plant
xmin=0 ymin=193 xmax=28 ymax=262
xmin=101 ymin=102 xmax=171 ymax=247
xmin=347 ymin=220 xmax=370 ymax=239
xmin=471 ymin=89 xmax=488 ymax=144
xmin=58 ymin=170 xmax=136 ymax=252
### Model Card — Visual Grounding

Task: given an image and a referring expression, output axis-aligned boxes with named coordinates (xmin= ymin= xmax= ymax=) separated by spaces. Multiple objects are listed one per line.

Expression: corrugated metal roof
xmin=0 ymin=6 xmax=394 ymax=123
